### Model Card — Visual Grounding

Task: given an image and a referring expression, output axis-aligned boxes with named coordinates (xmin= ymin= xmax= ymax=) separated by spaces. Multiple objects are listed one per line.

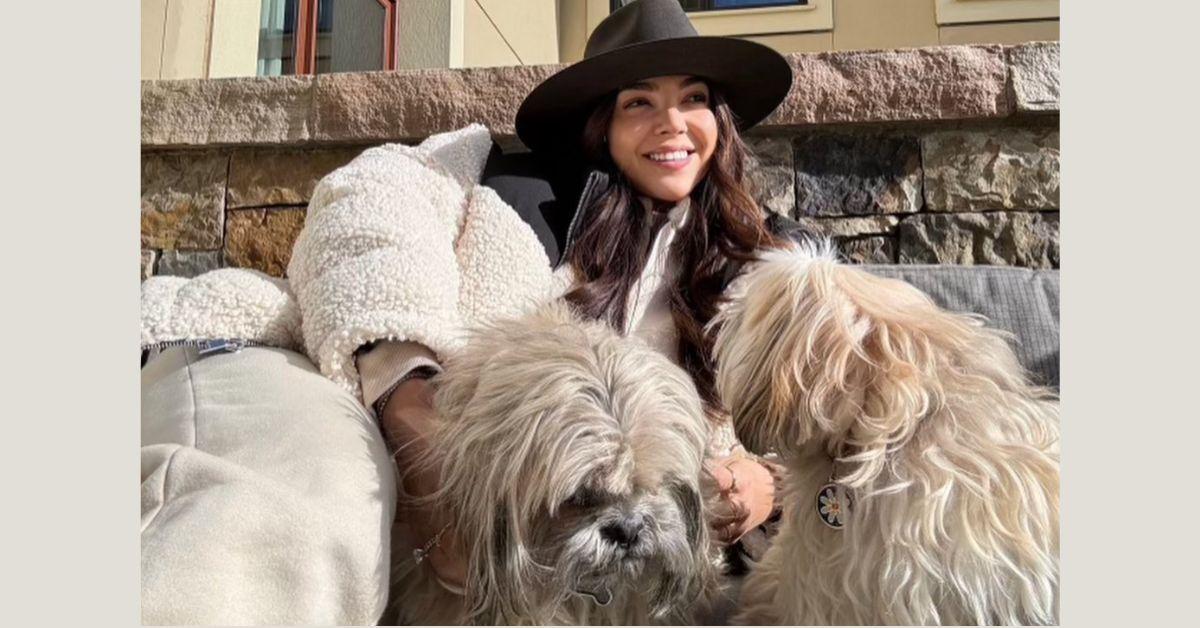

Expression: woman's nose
xmin=656 ymin=107 xmax=687 ymax=135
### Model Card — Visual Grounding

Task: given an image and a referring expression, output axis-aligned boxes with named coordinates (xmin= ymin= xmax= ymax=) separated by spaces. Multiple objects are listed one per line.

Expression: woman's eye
xmin=623 ymin=98 xmax=649 ymax=109
xmin=686 ymin=92 xmax=708 ymax=104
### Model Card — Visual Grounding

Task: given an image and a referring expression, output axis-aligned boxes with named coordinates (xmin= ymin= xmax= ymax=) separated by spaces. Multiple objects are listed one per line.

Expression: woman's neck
xmin=638 ymin=194 xmax=690 ymax=216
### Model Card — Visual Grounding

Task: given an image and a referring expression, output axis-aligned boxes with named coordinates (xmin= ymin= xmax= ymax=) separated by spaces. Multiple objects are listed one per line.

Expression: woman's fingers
xmin=707 ymin=461 xmax=736 ymax=494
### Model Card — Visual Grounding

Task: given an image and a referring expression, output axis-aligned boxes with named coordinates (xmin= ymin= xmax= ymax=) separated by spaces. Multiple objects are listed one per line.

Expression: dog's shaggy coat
xmin=390 ymin=301 xmax=715 ymax=625
xmin=712 ymin=244 xmax=1060 ymax=625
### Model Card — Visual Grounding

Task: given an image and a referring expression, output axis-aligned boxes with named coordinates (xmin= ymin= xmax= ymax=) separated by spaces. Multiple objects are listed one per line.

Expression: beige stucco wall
xmin=938 ymin=20 xmax=1060 ymax=46
xmin=152 ymin=0 xmax=213 ymax=80
xmin=396 ymin=0 xmax=456 ymax=69
xmin=463 ymin=0 xmax=559 ymax=68
xmin=558 ymin=0 xmax=1058 ymax=59
xmin=142 ymin=0 xmax=168 ymax=79
xmin=141 ymin=0 xmax=1061 ymax=78
xmin=209 ymin=0 xmax=260 ymax=78
xmin=142 ymin=0 xmax=256 ymax=80
xmin=833 ymin=0 xmax=939 ymax=50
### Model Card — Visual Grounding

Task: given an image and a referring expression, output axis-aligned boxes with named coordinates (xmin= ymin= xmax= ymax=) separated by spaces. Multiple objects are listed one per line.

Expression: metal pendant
xmin=816 ymin=482 xmax=851 ymax=530
xmin=575 ymin=584 xmax=613 ymax=606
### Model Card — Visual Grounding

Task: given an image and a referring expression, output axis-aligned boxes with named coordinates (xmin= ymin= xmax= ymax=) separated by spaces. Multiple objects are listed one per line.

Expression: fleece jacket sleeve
xmin=286 ymin=125 xmax=495 ymax=396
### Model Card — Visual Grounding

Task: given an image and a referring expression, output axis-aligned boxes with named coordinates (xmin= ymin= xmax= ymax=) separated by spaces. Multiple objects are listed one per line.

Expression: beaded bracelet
xmin=372 ymin=365 xmax=441 ymax=418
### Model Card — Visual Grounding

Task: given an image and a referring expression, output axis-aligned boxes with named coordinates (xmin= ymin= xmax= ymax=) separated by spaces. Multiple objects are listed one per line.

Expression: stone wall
xmin=141 ymin=42 xmax=1059 ymax=280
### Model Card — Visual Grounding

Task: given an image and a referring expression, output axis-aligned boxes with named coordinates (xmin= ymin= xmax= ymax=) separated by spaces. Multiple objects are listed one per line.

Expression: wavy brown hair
xmin=563 ymin=84 xmax=788 ymax=415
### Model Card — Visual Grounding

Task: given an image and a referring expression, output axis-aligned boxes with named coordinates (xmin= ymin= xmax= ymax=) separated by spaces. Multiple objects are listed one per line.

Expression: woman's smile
xmin=644 ymin=148 xmax=695 ymax=170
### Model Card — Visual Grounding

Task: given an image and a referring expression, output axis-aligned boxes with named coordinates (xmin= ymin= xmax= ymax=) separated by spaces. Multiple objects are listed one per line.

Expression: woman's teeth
xmin=648 ymin=150 xmax=690 ymax=162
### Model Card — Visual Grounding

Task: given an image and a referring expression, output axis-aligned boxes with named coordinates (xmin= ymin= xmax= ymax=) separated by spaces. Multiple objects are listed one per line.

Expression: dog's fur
xmin=390 ymin=301 xmax=715 ymax=624
xmin=712 ymin=244 xmax=1060 ymax=625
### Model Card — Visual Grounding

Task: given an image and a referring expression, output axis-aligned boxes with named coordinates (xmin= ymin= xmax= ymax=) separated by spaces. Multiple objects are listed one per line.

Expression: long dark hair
xmin=563 ymin=85 xmax=787 ymax=415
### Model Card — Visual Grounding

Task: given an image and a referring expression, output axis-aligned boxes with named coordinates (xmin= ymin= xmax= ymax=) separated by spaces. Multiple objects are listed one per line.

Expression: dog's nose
xmin=600 ymin=516 xmax=645 ymax=549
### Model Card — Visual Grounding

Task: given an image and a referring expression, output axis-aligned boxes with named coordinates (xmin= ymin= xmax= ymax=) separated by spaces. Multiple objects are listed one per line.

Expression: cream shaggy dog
xmin=390 ymin=301 xmax=716 ymax=625
xmin=711 ymin=244 xmax=1060 ymax=625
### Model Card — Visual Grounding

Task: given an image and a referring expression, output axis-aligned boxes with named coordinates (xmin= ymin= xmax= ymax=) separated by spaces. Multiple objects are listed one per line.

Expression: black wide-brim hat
xmin=515 ymin=0 xmax=793 ymax=156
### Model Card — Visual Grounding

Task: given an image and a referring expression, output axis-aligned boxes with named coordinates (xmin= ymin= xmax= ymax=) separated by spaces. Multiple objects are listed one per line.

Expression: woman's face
xmin=608 ymin=75 xmax=718 ymax=203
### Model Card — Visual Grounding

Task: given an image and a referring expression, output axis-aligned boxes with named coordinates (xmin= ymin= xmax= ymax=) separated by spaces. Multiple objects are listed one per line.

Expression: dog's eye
xmin=564 ymin=487 xmax=602 ymax=509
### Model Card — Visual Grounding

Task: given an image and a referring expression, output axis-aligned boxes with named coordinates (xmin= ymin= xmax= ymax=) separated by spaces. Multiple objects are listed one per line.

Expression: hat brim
xmin=515 ymin=36 xmax=792 ymax=156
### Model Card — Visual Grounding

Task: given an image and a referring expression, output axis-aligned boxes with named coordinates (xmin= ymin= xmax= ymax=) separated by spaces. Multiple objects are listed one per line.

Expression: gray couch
xmin=864 ymin=264 xmax=1060 ymax=390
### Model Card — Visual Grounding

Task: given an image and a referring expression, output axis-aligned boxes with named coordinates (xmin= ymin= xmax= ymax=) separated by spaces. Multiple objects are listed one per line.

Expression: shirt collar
xmin=638 ymin=195 xmax=691 ymax=228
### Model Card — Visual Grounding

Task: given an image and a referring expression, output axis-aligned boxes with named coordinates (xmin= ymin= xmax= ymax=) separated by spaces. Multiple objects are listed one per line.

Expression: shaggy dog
xmin=711 ymin=244 xmax=1060 ymax=625
xmin=390 ymin=301 xmax=715 ymax=625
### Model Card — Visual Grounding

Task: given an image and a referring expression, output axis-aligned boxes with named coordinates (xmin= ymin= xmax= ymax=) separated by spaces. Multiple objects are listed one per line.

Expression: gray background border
xmin=8 ymin=0 xmax=1200 ymax=625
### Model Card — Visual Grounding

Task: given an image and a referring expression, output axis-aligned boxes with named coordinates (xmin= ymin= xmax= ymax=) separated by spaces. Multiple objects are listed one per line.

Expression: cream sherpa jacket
xmin=141 ymin=124 xmax=569 ymax=398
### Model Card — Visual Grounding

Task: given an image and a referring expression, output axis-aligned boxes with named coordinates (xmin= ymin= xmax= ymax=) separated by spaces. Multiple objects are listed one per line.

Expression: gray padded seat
xmin=863 ymin=265 xmax=1060 ymax=390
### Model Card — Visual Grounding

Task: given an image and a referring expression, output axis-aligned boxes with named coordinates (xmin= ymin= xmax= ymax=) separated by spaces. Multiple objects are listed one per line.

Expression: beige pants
xmin=141 ymin=346 xmax=397 ymax=625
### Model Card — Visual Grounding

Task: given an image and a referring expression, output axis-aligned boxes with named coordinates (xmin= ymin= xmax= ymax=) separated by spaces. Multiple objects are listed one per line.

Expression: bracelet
xmin=413 ymin=523 xmax=451 ymax=565
xmin=372 ymin=365 xmax=440 ymax=418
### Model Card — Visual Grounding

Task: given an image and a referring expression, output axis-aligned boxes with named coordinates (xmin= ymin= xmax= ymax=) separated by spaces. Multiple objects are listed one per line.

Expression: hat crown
xmin=585 ymin=0 xmax=699 ymax=58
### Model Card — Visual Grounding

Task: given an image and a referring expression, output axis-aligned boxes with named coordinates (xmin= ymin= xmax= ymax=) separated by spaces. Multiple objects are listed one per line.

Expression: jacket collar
xmin=557 ymin=169 xmax=608 ymax=268
xmin=560 ymin=169 xmax=694 ymax=267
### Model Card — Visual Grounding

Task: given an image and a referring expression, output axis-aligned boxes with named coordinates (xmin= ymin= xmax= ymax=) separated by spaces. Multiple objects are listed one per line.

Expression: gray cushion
xmin=862 ymin=265 xmax=1060 ymax=390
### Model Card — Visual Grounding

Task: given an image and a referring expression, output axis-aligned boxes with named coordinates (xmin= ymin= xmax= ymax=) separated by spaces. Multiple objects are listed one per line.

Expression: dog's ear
xmin=457 ymin=501 xmax=537 ymax=624
xmin=648 ymin=480 xmax=714 ymax=619
xmin=790 ymin=261 xmax=1022 ymax=485
xmin=713 ymin=245 xmax=989 ymax=461
xmin=713 ymin=244 xmax=853 ymax=455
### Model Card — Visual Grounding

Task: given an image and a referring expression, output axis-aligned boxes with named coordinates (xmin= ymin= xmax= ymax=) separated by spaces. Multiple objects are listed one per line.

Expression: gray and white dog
xmin=391 ymin=301 xmax=716 ymax=625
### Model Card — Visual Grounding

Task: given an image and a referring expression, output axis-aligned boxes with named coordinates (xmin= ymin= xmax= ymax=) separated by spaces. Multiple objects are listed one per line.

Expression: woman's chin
xmin=637 ymin=180 xmax=696 ymax=205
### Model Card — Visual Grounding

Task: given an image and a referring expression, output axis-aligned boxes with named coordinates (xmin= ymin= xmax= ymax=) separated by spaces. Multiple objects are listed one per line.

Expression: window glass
xmin=320 ymin=0 xmax=387 ymax=74
xmin=257 ymin=0 xmax=297 ymax=76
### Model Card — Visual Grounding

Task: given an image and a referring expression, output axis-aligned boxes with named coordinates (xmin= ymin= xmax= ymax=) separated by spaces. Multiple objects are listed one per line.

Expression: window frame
xmin=610 ymin=0 xmax=808 ymax=11
xmin=934 ymin=0 xmax=1059 ymax=26
xmin=604 ymin=0 xmax=829 ymax=38
xmin=291 ymin=0 xmax=398 ymax=75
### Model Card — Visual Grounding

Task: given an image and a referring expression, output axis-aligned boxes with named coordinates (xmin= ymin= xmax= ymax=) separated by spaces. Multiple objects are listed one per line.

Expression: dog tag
xmin=575 ymin=585 xmax=613 ymax=606
xmin=816 ymin=483 xmax=851 ymax=530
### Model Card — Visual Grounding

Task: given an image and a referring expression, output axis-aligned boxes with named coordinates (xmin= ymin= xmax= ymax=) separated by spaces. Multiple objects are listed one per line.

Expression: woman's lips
xmin=644 ymin=152 xmax=693 ymax=171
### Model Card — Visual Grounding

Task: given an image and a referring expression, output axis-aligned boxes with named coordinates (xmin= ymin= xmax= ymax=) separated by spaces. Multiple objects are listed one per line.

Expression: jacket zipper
xmin=558 ymin=170 xmax=606 ymax=268
xmin=141 ymin=338 xmax=264 ymax=356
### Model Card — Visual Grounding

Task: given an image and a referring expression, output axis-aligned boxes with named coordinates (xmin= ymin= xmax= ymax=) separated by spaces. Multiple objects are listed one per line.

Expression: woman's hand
xmin=706 ymin=455 xmax=777 ymax=545
xmin=380 ymin=377 xmax=468 ymax=590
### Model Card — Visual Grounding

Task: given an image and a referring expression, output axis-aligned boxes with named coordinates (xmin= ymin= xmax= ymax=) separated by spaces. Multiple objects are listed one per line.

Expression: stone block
xmin=838 ymin=236 xmax=896 ymax=264
xmin=142 ymin=75 xmax=316 ymax=148
xmin=141 ymin=250 xmax=156 ymax=281
xmin=1009 ymin=42 xmax=1060 ymax=113
xmin=157 ymin=250 xmax=224 ymax=278
xmin=765 ymin=45 xmax=1010 ymax=130
xmin=227 ymin=146 xmax=365 ymax=208
xmin=797 ymin=215 xmax=901 ymax=238
xmin=794 ymin=132 xmax=922 ymax=216
xmin=142 ymin=45 xmax=1037 ymax=148
xmin=311 ymin=64 xmax=559 ymax=142
xmin=744 ymin=135 xmax=795 ymax=217
xmin=898 ymin=211 xmax=1059 ymax=268
xmin=922 ymin=128 xmax=1059 ymax=211
xmin=141 ymin=151 xmax=228 ymax=250
xmin=224 ymin=208 xmax=307 ymax=277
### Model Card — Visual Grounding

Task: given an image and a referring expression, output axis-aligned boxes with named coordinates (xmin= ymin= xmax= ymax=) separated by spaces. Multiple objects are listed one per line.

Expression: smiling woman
xmin=606 ymin=75 xmax=717 ymax=203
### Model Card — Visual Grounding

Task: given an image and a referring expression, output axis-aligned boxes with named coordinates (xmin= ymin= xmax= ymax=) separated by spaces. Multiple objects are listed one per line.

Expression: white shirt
xmin=623 ymin=195 xmax=691 ymax=360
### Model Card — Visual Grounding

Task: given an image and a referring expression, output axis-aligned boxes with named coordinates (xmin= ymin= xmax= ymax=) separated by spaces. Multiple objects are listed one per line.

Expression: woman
xmin=369 ymin=0 xmax=805 ymax=592
xmin=139 ymin=0 xmax=807 ymax=622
